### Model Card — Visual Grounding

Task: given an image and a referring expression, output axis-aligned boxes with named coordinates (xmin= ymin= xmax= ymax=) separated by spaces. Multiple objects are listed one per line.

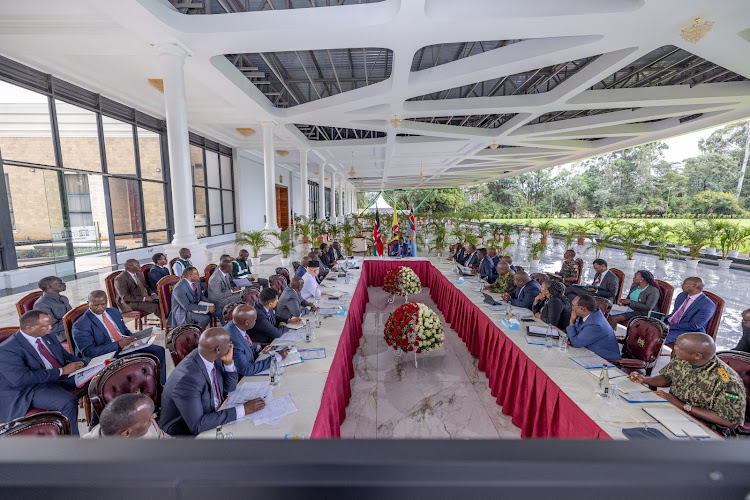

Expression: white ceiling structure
xmin=1 ymin=0 xmax=750 ymax=191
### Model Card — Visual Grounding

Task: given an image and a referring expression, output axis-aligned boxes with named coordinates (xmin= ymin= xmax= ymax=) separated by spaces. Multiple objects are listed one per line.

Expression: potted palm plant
xmin=647 ymin=225 xmax=678 ymax=270
xmin=529 ymin=241 xmax=546 ymax=270
xmin=586 ymin=233 xmax=615 ymax=260
xmin=536 ymin=220 xmax=555 ymax=245
xmin=296 ymin=216 xmax=313 ymax=245
xmin=589 ymin=218 xmax=609 ymax=239
xmin=570 ymin=222 xmax=590 ymax=246
xmin=272 ymin=229 xmax=293 ymax=268
xmin=677 ymin=220 xmax=712 ymax=271
xmin=714 ymin=221 xmax=749 ymax=269
xmin=427 ymin=220 xmax=447 ymax=257
xmin=236 ymin=229 xmax=272 ymax=267
xmin=612 ymin=222 xmax=644 ymax=270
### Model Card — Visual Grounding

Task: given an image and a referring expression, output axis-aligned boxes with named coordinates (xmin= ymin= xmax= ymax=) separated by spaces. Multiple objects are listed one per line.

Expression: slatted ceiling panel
xmin=0 ymin=54 xmax=49 ymax=93
xmin=411 ymin=40 xmax=525 ymax=71
xmin=527 ymin=108 xmax=626 ymax=125
xmin=101 ymin=96 xmax=136 ymax=122
xmin=169 ymin=0 xmax=385 ymax=14
xmin=51 ymin=77 xmax=98 ymax=110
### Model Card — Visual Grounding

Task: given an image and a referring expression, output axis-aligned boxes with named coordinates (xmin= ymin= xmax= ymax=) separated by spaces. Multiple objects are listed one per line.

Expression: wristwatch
xmin=683 ymin=403 xmax=692 ymax=413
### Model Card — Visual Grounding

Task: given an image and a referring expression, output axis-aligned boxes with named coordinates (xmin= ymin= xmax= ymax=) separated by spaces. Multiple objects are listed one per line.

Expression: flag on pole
xmin=408 ymin=207 xmax=418 ymax=257
xmin=372 ymin=208 xmax=383 ymax=256
xmin=391 ymin=208 xmax=399 ymax=243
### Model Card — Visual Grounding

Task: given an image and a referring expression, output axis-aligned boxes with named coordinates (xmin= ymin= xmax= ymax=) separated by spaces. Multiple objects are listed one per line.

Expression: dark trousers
xmin=30 ymin=381 xmax=81 ymax=436
xmin=114 ymin=344 xmax=168 ymax=384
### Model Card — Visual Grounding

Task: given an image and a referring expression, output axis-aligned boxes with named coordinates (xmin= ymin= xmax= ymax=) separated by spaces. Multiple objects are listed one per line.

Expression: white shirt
xmin=92 ymin=311 xmax=123 ymax=342
xmin=198 ymin=353 xmax=243 ymax=419
xmin=19 ymin=330 xmax=63 ymax=377
xmin=592 ymin=269 xmax=608 ymax=285
xmin=300 ymin=271 xmax=320 ymax=301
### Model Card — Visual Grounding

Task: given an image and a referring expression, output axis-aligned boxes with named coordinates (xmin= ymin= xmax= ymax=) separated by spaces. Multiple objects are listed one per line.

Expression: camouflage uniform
xmin=660 ymin=355 xmax=746 ymax=428
xmin=559 ymin=259 xmax=580 ymax=282
xmin=490 ymin=270 xmax=516 ymax=295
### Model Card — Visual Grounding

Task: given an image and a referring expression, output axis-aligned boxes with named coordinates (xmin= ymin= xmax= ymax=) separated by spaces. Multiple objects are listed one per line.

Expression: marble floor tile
xmin=340 ymin=381 xmax=377 ymax=439
xmin=472 ymin=381 xmax=522 ymax=439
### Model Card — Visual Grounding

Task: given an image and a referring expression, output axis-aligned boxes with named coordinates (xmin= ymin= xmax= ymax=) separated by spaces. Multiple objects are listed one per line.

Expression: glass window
xmin=208 ymin=188 xmax=222 ymax=229
xmin=137 ymin=127 xmax=163 ymax=181
xmin=206 ymin=150 xmax=220 ymax=188
xmin=5 ymin=173 xmax=14 ymax=230
xmin=109 ymin=176 xmax=143 ymax=249
xmin=102 ymin=116 xmax=136 ymax=176
xmin=190 ymin=145 xmax=204 ymax=186
xmin=54 ymin=99 xmax=101 ymax=172
xmin=194 ymin=186 xmax=207 ymax=237
xmin=0 ymin=81 xmax=56 ymax=166
xmin=211 ymin=224 xmax=222 ymax=236
xmin=220 ymin=155 xmax=232 ymax=188
xmin=64 ymin=173 xmax=93 ymax=227
xmin=147 ymin=230 xmax=169 ymax=247
xmin=142 ymin=181 xmax=167 ymax=232
xmin=222 ymin=190 xmax=234 ymax=224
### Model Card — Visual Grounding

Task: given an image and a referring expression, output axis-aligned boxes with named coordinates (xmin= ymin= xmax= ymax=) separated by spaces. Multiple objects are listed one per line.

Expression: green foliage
xmin=690 ymin=191 xmax=744 ymax=216
xmin=676 ymin=219 xmax=713 ymax=259
xmin=612 ymin=222 xmax=645 ymax=260
xmin=272 ymin=229 xmax=293 ymax=257
xmin=530 ymin=241 xmax=547 ymax=260
xmin=236 ymin=229 xmax=271 ymax=258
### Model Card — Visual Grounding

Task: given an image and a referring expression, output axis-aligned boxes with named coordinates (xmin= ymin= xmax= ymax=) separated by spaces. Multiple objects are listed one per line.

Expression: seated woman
xmin=607 ymin=270 xmax=660 ymax=330
xmin=319 ymin=243 xmax=334 ymax=268
xmin=532 ymin=280 xmax=572 ymax=331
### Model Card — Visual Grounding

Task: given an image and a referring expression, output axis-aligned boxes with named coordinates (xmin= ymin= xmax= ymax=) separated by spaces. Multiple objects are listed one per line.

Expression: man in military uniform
xmin=485 ymin=262 xmax=516 ymax=295
xmin=551 ymin=249 xmax=580 ymax=284
xmin=630 ymin=333 xmax=746 ymax=433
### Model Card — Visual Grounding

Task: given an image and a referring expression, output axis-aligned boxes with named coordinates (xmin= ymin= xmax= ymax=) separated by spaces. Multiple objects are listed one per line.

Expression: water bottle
xmin=305 ymin=321 xmax=312 ymax=343
xmin=215 ymin=425 xmax=225 ymax=439
xmin=544 ymin=325 xmax=555 ymax=348
xmin=597 ymin=364 xmax=610 ymax=397
xmin=558 ymin=331 xmax=568 ymax=352
xmin=270 ymin=355 xmax=279 ymax=386
xmin=505 ymin=301 xmax=512 ymax=317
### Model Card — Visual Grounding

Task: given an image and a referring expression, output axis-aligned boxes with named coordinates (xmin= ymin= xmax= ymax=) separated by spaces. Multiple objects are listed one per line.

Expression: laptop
xmin=455 ymin=264 xmax=475 ymax=276
xmin=482 ymin=292 xmax=501 ymax=306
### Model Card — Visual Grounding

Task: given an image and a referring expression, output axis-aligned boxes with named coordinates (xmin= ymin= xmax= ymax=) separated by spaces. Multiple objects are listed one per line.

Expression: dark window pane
xmin=190 ymin=145 xmax=204 ymax=186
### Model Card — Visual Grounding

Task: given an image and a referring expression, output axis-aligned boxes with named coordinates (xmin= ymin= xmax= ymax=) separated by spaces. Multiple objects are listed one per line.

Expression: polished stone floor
xmin=340 ymin=287 xmax=521 ymax=439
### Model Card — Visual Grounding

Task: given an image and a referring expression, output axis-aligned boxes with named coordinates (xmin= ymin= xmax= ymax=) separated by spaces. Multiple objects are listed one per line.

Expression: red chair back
xmin=623 ymin=317 xmax=668 ymax=366
xmin=269 ymin=274 xmax=286 ymax=293
xmin=141 ymin=264 xmax=154 ymax=290
xmin=243 ymin=288 xmax=260 ymax=306
xmin=222 ymin=301 xmax=248 ymax=324
xmin=204 ymin=264 xmax=218 ymax=282
xmin=63 ymin=303 xmax=89 ymax=355
xmin=653 ymin=279 xmax=674 ymax=315
xmin=609 ymin=268 xmax=626 ymax=303
xmin=0 ymin=326 xmax=17 ymax=344
xmin=575 ymin=258 xmax=584 ymax=285
xmin=0 ymin=411 xmax=71 ymax=437
xmin=703 ymin=291 xmax=725 ymax=341
xmin=16 ymin=291 xmax=43 ymax=318
xmin=716 ymin=350 xmax=750 ymax=424
xmin=166 ymin=324 xmax=202 ymax=366
xmin=594 ymin=296 xmax=612 ymax=316
xmin=104 ymin=271 xmax=121 ymax=308
xmin=169 ymin=257 xmax=179 ymax=275
xmin=88 ymin=353 xmax=161 ymax=417
xmin=156 ymin=275 xmax=180 ymax=331
xmin=275 ymin=267 xmax=290 ymax=284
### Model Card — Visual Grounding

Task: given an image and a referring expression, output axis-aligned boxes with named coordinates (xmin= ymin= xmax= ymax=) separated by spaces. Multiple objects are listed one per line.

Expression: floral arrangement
xmin=384 ymin=302 xmax=444 ymax=354
xmin=382 ymin=266 xmax=422 ymax=296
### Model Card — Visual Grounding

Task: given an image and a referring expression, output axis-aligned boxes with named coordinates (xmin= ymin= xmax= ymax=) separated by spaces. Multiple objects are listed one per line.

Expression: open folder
xmin=643 ymin=407 xmax=711 ymax=438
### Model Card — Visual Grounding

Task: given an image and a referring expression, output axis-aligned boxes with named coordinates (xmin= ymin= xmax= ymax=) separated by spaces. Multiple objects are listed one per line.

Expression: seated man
xmin=564 ymin=258 xmax=618 ymax=303
xmin=320 ymin=243 xmax=335 ymax=267
xmin=72 ymin=290 xmax=167 ymax=384
xmin=249 ymin=288 xmax=290 ymax=344
xmin=231 ymin=249 xmax=269 ymax=290
xmin=148 ymin=253 xmax=171 ymax=294
xmin=331 ymin=241 xmax=345 ymax=260
xmin=159 ymin=328 xmax=265 ymax=436
xmin=294 ymin=256 xmax=310 ymax=278
xmin=462 ymin=244 xmax=478 ymax=268
xmin=664 ymin=277 xmax=716 ymax=346
xmin=32 ymin=276 xmax=72 ymax=343
xmin=172 ymin=247 xmax=206 ymax=292
xmin=450 ymin=242 xmax=465 ymax=262
xmin=114 ymin=259 xmax=159 ymax=316
xmin=630 ymin=333 xmax=746 ymax=432
xmin=501 ymin=255 xmax=517 ymax=272
xmin=488 ymin=248 xmax=500 ymax=267
xmin=733 ymin=308 xmax=750 ymax=353
xmin=224 ymin=304 xmax=289 ymax=377
xmin=310 ymin=249 xmax=330 ymax=282
xmin=83 ymin=393 xmax=170 ymax=439
xmin=167 ymin=267 xmax=220 ymax=329
xmin=552 ymin=249 xmax=580 ymax=284
xmin=566 ymin=295 xmax=621 ymax=361
xmin=389 ymin=237 xmax=410 ymax=257
xmin=277 ymin=276 xmax=317 ymax=322
xmin=501 ymin=271 xmax=541 ymax=310
xmin=476 ymin=248 xmax=497 ymax=283
xmin=300 ymin=260 xmax=321 ymax=302
xmin=0 ymin=311 xmax=86 ymax=435
xmin=485 ymin=262 xmax=515 ymax=295
xmin=207 ymin=259 xmax=242 ymax=322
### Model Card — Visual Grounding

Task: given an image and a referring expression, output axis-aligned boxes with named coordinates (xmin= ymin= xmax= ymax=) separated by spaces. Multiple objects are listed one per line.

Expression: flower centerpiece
xmin=384 ymin=302 xmax=444 ymax=365
xmin=382 ymin=266 xmax=422 ymax=303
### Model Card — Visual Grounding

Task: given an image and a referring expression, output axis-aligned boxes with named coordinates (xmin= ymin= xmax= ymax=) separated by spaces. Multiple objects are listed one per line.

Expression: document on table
xmin=318 ymin=307 xmax=341 ymax=315
xmin=324 ymin=298 xmax=345 ymax=305
xmin=570 ymin=355 xmax=610 ymax=370
xmin=285 ymin=321 xmax=306 ymax=330
xmin=619 ymin=391 xmax=671 ymax=404
xmin=527 ymin=325 xmax=559 ymax=338
xmin=586 ymin=366 xmax=627 ymax=380
xmin=277 ymin=330 xmax=306 ymax=342
xmin=239 ymin=395 xmax=298 ymax=427
xmin=68 ymin=352 xmax=115 ymax=388
xmin=485 ymin=304 xmax=506 ymax=312
xmin=299 ymin=348 xmax=326 ymax=360
xmin=609 ymin=304 xmax=633 ymax=315
xmin=513 ymin=308 xmax=533 ymax=319
xmin=225 ymin=381 xmax=273 ymax=406
xmin=253 ymin=350 xmax=304 ymax=375
xmin=643 ymin=407 xmax=711 ymax=438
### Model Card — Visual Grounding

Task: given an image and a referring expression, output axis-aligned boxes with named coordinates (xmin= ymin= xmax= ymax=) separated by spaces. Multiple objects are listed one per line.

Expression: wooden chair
xmin=222 ymin=301 xmax=247 ymax=325
xmin=0 ymin=326 xmax=17 ymax=344
xmin=703 ymin=291 xmax=725 ymax=341
xmin=141 ymin=263 xmax=154 ymax=291
xmin=88 ymin=353 xmax=162 ymax=418
xmin=15 ymin=291 xmax=43 ymax=318
xmin=593 ymin=296 xmax=612 ymax=316
xmin=156 ymin=275 xmax=180 ymax=332
xmin=716 ymin=350 xmax=750 ymax=435
xmin=268 ymin=274 xmax=286 ymax=293
xmin=275 ymin=267 xmax=290 ymax=284
xmin=166 ymin=324 xmax=202 ymax=366
xmin=0 ymin=411 xmax=71 ymax=437
xmin=104 ymin=271 xmax=149 ymax=331
xmin=242 ymin=287 xmax=260 ymax=307
xmin=574 ymin=258 xmax=584 ymax=285
xmin=616 ymin=317 xmax=668 ymax=376
xmin=609 ymin=268 xmax=626 ymax=304
xmin=169 ymin=257 xmax=179 ymax=275
xmin=653 ymin=279 xmax=674 ymax=316
xmin=62 ymin=303 xmax=89 ymax=356
xmin=204 ymin=264 xmax=218 ymax=283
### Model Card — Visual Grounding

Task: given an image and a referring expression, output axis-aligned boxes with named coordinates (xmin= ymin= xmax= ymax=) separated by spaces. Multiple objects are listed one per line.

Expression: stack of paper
xmin=225 ymin=381 xmax=273 ymax=406
xmin=619 ymin=391 xmax=671 ymax=404
xmin=570 ymin=355 xmax=610 ymax=370
xmin=244 ymin=395 xmax=298 ymax=427
xmin=609 ymin=304 xmax=633 ymax=315
xmin=253 ymin=350 xmax=304 ymax=375
xmin=277 ymin=330 xmax=306 ymax=342
xmin=643 ymin=407 xmax=711 ymax=438
xmin=68 ymin=352 xmax=115 ymax=388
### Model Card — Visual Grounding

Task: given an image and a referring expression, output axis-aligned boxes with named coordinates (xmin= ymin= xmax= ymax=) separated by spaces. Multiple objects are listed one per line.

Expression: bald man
xmin=664 ymin=277 xmax=716 ymax=346
xmin=485 ymin=261 xmax=516 ymax=295
xmin=159 ymin=327 xmax=266 ymax=436
xmin=630 ymin=333 xmax=746 ymax=431
xmin=501 ymin=271 xmax=541 ymax=310
xmin=224 ymin=304 xmax=289 ymax=377
xmin=277 ymin=276 xmax=315 ymax=322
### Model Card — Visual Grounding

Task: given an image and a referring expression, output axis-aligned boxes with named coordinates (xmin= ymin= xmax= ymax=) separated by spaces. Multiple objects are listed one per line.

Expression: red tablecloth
xmin=311 ymin=259 xmax=610 ymax=439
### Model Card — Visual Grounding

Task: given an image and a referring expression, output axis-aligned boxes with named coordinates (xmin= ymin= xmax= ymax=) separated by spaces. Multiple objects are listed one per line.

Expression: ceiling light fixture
xmin=389 ymin=114 xmax=402 ymax=128
xmin=236 ymin=127 xmax=256 ymax=137
xmin=680 ymin=17 xmax=715 ymax=43
xmin=490 ymin=141 xmax=499 ymax=149
xmin=349 ymin=151 xmax=357 ymax=177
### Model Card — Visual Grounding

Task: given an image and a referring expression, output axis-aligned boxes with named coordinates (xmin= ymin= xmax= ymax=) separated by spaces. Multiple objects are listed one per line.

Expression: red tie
xmin=211 ymin=366 xmax=223 ymax=409
xmin=192 ymin=283 xmax=198 ymax=295
xmin=244 ymin=333 xmax=253 ymax=348
xmin=102 ymin=314 xmax=123 ymax=341
xmin=35 ymin=339 xmax=62 ymax=369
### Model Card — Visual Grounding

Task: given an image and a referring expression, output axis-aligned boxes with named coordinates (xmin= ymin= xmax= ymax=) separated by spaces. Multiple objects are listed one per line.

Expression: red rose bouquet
xmin=384 ymin=302 xmax=444 ymax=354
xmin=382 ymin=266 xmax=422 ymax=296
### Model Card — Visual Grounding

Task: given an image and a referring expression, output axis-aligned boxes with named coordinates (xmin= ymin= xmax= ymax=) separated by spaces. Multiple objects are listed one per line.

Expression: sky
xmin=661 ymin=125 xmax=722 ymax=163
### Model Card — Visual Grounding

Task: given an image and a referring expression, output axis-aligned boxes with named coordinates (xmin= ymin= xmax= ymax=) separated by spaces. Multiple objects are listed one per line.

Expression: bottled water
xmin=558 ymin=331 xmax=568 ymax=352
xmin=269 ymin=355 xmax=279 ymax=386
xmin=305 ymin=321 xmax=312 ymax=343
xmin=215 ymin=425 xmax=224 ymax=439
xmin=596 ymin=364 xmax=610 ymax=397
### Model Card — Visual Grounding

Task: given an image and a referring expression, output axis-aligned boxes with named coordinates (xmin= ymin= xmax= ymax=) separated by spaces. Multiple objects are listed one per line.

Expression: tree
xmin=690 ymin=191 xmax=744 ymax=216
xmin=683 ymin=152 xmax=738 ymax=194
xmin=699 ymin=120 xmax=750 ymax=199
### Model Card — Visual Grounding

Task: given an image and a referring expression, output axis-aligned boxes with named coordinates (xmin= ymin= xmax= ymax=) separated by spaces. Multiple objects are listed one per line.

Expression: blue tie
xmin=268 ymin=309 xmax=273 ymax=323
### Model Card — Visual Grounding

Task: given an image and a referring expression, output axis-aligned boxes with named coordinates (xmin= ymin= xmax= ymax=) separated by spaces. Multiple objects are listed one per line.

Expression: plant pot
xmin=685 ymin=258 xmax=700 ymax=271
xmin=540 ymin=237 xmax=548 ymax=244
xmin=718 ymin=259 xmax=732 ymax=269
xmin=301 ymin=236 xmax=309 ymax=244
xmin=250 ymin=257 xmax=261 ymax=267
xmin=703 ymin=247 xmax=717 ymax=256
xmin=728 ymin=249 xmax=740 ymax=258
xmin=530 ymin=259 xmax=540 ymax=270
xmin=280 ymin=257 xmax=291 ymax=268
xmin=621 ymin=259 xmax=636 ymax=270
xmin=577 ymin=237 xmax=586 ymax=245
xmin=504 ymin=237 xmax=512 ymax=243
xmin=316 ymin=236 xmax=324 ymax=243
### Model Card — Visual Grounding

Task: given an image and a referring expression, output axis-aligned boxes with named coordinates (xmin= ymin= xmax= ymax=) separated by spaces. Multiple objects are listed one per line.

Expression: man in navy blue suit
xmin=567 ymin=295 xmax=621 ymax=361
xmin=664 ymin=277 xmax=716 ymax=346
xmin=249 ymin=288 xmax=292 ymax=344
xmin=148 ymin=252 xmax=171 ymax=294
xmin=224 ymin=304 xmax=289 ymax=377
xmin=501 ymin=272 xmax=542 ymax=310
xmin=159 ymin=327 xmax=266 ymax=436
xmin=476 ymin=248 xmax=497 ymax=283
xmin=72 ymin=290 xmax=166 ymax=384
xmin=0 ymin=311 xmax=87 ymax=434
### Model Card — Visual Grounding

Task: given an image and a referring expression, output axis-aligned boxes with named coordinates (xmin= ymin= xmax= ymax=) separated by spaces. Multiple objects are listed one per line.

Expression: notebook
xmin=570 ymin=355 xmax=610 ymax=370
xmin=619 ymin=391 xmax=671 ymax=404
xmin=118 ymin=335 xmax=156 ymax=355
xmin=643 ymin=407 xmax=711 ymax=438
xmin=527 ymin=325 xmax=559 ymax=338
xmin=609 ymin=304 xmax=633 ymax=315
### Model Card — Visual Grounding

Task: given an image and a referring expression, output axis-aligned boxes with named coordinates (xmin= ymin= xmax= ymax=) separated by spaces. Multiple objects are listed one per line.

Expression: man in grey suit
xmin=207 ymin=260 xmax=242 ymax=321
xmin=159 ymin=328 xmax=266 ymax=436
xmin=32 ymin=276 xmax=72 ymax=343
xmin=564 ymin=258 xmax=619 ymax=303
xmin=276 ymin=277 xmax=317 ymax=322
xmin=167 ymin=267 xmax=218 ymax=329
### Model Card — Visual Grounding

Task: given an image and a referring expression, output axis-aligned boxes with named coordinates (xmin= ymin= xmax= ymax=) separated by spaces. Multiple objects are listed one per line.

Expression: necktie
xmin=592 ymin=273 xmax=602 ymax=286
xmin=211 ymin=366 xmax=223 ymax=409
xmin=35 ymin=339 xmax=62 ymax=369
xmin=244 ymin=333 xmax=253 ymax=347
xmin=224 ymin=273 xmax=230 ymax=288
xmin=192 ymin=283 xmax=198 ymax=296
xmin=670 ymin=297 xmax=692 ymax=325
xmin=102 ymin=314 xmax=123 ymax=341
xmin=268 ymin=309 xmax=273 ymax=323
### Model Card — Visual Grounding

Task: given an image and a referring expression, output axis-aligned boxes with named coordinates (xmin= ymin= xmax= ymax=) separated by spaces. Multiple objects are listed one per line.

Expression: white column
xmin=318 ymin=164 xmax=326 ymax=220
xmin=261 ymin=121 xmax=279 ymax=231
xmin=339 ymin=177 xmax=345 ymax=222
xmin=159 ymin=44 xmax=199 ymax=249
xmin=299 ymin=149 xmax=309 ymax=219
xmin=330 ymin=172 xmax=337 ymax=221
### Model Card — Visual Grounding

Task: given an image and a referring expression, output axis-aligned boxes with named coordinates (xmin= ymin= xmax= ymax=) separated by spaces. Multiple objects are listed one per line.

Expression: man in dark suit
xmin=0 ymin=311 xmax=86 ymax=434
xmin=488 ymin=248 xmax=500 ymax=267
xmin=476 ymin=248 xmax=497 ymax=283
xmin=167 ymin=267 xmax=218 ymax=329
xmin=277 ymin=276 xmax=317 ymax=322
xmin=148 ymin=253 xmax=171 ymax=294
xmin=451 ymin=242 xmax=465 ymax=263
xmin=567 ymin=295 xmax=621 ymax=361
xmin=115 ymin=259 xmax=160 ymax=316
xmin=159 ymin=327 xmax=266 ymax=436
xmin=224 ymin=305 xmax=289 ymax=377
xmin=32 ymin=276 xmax=72 ymax=343
xmin=72 ymin=290 xmax=166 ymax=384
xmin=463 ymin=244 xmax=479 ymax=268
xmin=564 ymin=258 xmax=619 ymax=303
xmin=249 ymin=288 xmax=290 ymax=344
xmin=665 ymin=277 xmax=716 ymax=346
xmin=501 ymin=271 xmax=542 ymax=310
xmin=294 ymin=256 xmax=310 ymax=278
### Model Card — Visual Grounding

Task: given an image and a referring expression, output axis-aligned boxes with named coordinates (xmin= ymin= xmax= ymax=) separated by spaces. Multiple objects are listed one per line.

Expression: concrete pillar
xmin=261 ymin=121 xmax=278 ymax=231
xmin=299 ymin=149 xmax=309 ymax=219
xmin=330 ymin=172 xmax=337 ymax=221
xmin=318 ymin=164 xmax=326 ymax=221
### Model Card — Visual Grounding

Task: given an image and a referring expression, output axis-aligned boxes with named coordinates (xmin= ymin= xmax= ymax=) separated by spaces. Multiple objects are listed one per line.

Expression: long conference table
xmin=201 ymin=256 xmax=714 ymax=440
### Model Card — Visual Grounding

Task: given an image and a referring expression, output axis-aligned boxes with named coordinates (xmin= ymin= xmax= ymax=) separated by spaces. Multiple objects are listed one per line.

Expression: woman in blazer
xmin=607 ymin=270 xmax=660 ymax=330
xmin=532 ymin=280 xmax=571 ymax=331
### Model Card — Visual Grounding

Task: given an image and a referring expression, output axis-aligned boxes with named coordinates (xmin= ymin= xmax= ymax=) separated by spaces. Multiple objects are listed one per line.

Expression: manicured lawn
xmin=482 ymin=218 xmax=750 ymax=227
